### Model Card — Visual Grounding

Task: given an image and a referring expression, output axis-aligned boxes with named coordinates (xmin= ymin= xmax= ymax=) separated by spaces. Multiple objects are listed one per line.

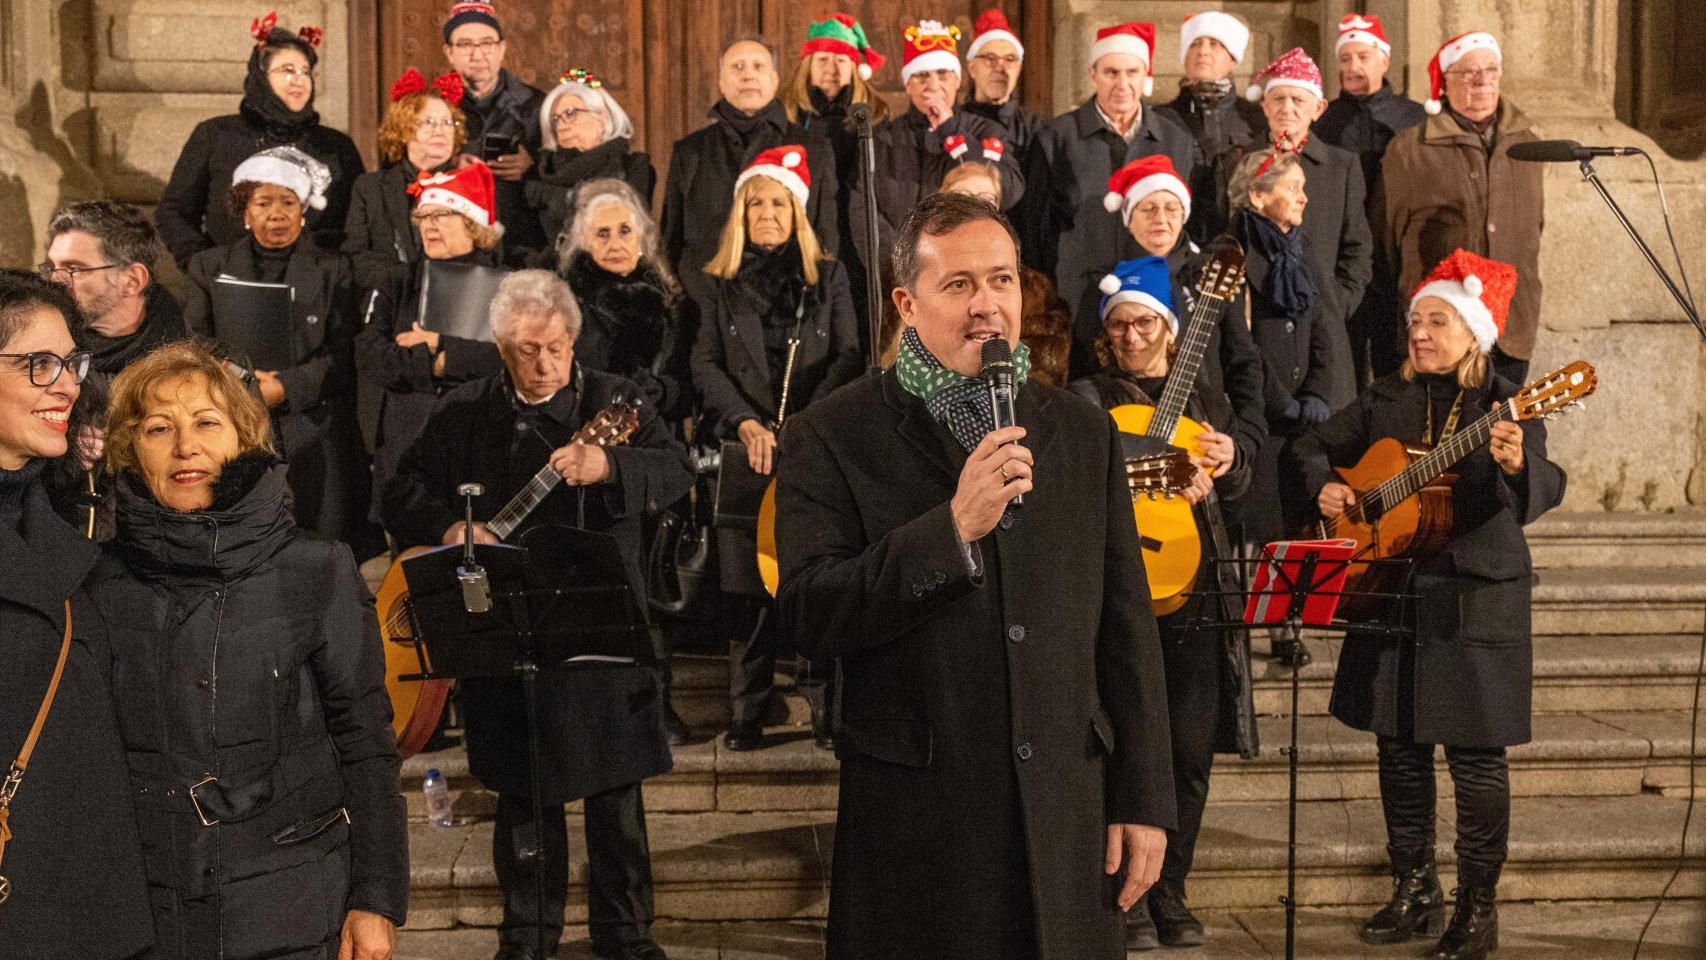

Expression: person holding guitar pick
xmin=1070 ymin=253 xmax=1261 ymax=950
xmin=1283 ymin=250 xmax=1567 ymax=960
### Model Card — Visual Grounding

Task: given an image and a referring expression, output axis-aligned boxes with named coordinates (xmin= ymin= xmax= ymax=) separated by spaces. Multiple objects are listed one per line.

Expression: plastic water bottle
xmin=423 ymin=768 xmax=453 ymax=827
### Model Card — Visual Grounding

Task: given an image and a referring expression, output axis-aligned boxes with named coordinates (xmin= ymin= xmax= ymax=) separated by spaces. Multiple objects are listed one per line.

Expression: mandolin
xmin=1312 ymin=361 xmax=1596 ymax=620
xmin=1109 ymin=236 xmax=1248 ymax=616
xmin=377 ymin=398 xmax=641 ymax=757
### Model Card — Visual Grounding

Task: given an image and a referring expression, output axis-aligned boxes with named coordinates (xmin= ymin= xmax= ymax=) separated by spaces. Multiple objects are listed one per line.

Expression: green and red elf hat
xmin=800 ymin=13 xmax=886 ymax=81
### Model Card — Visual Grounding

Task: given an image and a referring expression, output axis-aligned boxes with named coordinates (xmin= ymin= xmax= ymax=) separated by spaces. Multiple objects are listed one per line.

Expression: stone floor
xmin=396 ymin=899 xmax=1706 ymax=959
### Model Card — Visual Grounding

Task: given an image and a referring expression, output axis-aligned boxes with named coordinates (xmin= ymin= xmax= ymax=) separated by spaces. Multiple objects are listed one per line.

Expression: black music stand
xmin=1183 ymin=546 xmax=1420 ymax=960
xmin=395 ymin=526 xmax=651 ymax=960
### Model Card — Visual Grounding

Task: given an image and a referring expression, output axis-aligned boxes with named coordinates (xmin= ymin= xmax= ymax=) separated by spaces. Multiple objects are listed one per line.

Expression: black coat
xmin=525 ymin=138 xmax=657 ymax=249
xmin=1229 ymin=210 xmax=1346 ymax=421
xmin=775 ymin=370 xmax=1175 ymax=960
xmin=155 ymin=113 xmax=365 ymax=269
xmin=1155 ymin=86 xmax=1268 ymax=245
xmin=381 ymin=369 xmax=694 ymax=800
xmin=354 ymin=252 xmax=506 ymax=516
xmin=340 ymin=160 xmax=445 ymax=292
xmin=184 ymin=236 xmax=371 ymax=546
xmin=1289 ymin=135 xmax=1374 ymax=406
xmin=1283 ymin=373 xmax=1566 ymax=746
xmin=1024 ymin=100 xmax=1196 ymax=310
xmin=846 ymin=107 xmax=1025 ymax=277
xmin=660 ymin=100 xmax=840 ymax=275
xmin=88 ymin=458 xmax=408 ymax=956
xmin=0 ymin=470 xmax=153 ymax=960
xmin=963 ymin=96 xmax=1050 ymax=173
xmin=562 ymin=252 xmax=689 ymax=421
xmin=459 ymin=68 xmax=548 ymax=264
xmin=83 ymin=284 xmax=188 ymax=379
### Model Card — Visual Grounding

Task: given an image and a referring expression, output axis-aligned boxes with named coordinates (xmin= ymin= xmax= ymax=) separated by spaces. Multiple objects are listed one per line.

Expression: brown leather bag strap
xmin=0 ymin=602 xmax=74 ymax=885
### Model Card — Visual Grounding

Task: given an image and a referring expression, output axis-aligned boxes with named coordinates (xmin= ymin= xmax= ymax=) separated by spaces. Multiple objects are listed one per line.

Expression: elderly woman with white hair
xmin=555 ymin=178 xmax=688 ymax=422
xmin=384 ymin=269 xmax=693 ymax=960
xmin=527 ymin=69 xmax=656 ymax=247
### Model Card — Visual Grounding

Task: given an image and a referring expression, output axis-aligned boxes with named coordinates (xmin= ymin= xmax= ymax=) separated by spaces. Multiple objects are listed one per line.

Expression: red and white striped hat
xmin=1423 ymin=30 xmax=1501 ymax=115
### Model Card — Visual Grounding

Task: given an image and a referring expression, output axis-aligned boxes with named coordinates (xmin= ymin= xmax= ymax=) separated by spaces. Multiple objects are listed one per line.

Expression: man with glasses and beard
xmin=44 ymin=201 xmax=186 ymax=381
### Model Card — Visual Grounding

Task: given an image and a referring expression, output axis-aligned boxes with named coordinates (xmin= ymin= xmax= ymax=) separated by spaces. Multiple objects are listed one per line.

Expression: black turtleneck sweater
xmin=0 ymin=458 xmax=46 ymax=528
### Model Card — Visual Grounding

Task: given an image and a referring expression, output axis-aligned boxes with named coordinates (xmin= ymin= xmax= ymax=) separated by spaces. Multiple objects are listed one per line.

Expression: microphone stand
xmin=851 ymin=102 xmax=884 ymax=372
xmin=1577 ymin=157 xmax=1706 ymax=342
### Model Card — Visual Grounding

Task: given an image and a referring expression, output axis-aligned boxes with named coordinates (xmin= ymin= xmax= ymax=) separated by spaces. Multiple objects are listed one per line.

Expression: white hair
xmin=489 ymin=269 xmax=582 ymax=342
xmin=539 ymin=81 xmax=635 ymax=149
xmin=555 ymin=178 xmax=675 ymax=290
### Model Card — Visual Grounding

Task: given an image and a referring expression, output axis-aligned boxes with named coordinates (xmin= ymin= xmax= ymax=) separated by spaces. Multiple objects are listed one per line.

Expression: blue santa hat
xmin=1098 ymin=256 xmax=1177 ymax=334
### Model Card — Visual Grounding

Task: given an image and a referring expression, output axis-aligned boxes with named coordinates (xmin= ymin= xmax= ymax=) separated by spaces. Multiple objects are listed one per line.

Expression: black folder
xmin=418 ymin=260 xmax=505 ymax=342
xmin=713 ymin=440 xmax=772 ymax=530
xmin=211 ymin=275 xmax=297 ymax=370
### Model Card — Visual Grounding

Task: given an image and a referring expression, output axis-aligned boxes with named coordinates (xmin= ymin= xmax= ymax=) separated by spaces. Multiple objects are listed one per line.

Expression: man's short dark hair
xmin=891 ymin=192 xmax=1022 ymax=291
xmin=722 ymin=34 xmax=778 ymax=68
xmin=47 ymin=200 xmax=162 ymax=280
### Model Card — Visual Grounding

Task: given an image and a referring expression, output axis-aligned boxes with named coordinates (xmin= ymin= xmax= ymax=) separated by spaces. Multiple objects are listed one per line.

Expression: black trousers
xmin=1156 ymin=612 xmax=1222 ymax=894
xmin=726 ymin=596 xmax=834 ymax=735
xmin=493 ymin=782 xmax=656 ymax=952
xmin=1375 ymin=736 xmax=1511 ymax=879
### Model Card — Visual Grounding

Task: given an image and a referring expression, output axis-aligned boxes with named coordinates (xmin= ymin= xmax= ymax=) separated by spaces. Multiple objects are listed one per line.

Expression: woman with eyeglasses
xmin=526 ymin=70 xmax=656 ymax=253
xmin=0 ymin=271 xmax=153 ymax=958
xmin=181 ymin=147 xmax=377 ymax=554
xmin=354 ymin=161 xmax=505 ymax=523
xmin=155 ymin=15 xmax=365 ymax=271
xmin=343 ymin=68 xmax=472 ymax=291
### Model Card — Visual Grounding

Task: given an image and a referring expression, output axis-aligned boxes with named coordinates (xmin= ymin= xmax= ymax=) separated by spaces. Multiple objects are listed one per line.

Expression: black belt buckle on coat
xmin=188 ymin=774 xmax=222 ymax=826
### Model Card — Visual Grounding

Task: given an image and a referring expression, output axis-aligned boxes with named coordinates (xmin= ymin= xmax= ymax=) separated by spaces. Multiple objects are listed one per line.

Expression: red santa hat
xmin=1102 ymin=154 xmax=1191 ymax=226
xmin=1089 ymin=22 xmax=1156 ymax=96
xmin=408 ymin=161 xmax=501 ymax=233
xmin=965 ymin=8 xmax=1024 ymax=61
xmin=1246 ymin=47 xmax=1324 ymax=102
xmin=901 ymin=20 xmax=962 ymax=83
xmin=1423 ymin=30 xmax=1501 ymax=115
xmin=734 ymin=144 xmax=811 ymax=206
xmin=1179 ymin=11 xmax=1250 ymax=66
xmin=1335 ymin=13 xmax=1392 ymax=56
xmin=1409 ymin=249 xmax=1517 ymax=352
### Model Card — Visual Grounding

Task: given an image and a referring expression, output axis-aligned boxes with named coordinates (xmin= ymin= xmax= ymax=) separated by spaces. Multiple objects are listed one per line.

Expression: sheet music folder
xmin=211 ymin=274 xmax=297 ymax=370
xmin=418 ymin=260 xmax=505 ymax=342
xmin=713 ymin=440 xmax=771 ymax=529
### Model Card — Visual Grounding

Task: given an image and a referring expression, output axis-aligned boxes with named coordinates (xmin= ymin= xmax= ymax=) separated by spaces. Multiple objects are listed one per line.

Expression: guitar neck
xmin=1148 ymin=292 xmax=1226 ymax=440
xmin=488 ymin=464 xmax=563 ymax=541
xmin=1373 ymin=400 xmax=1511 ymax=512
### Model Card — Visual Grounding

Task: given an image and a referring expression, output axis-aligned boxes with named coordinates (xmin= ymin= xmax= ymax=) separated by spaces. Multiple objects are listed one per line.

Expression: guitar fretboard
xmin=1148 ymin=291 xmax=1227 ymax=442
xmin=1371 ymin=399 xmax=1513 ymax=513
xmin=488 ymin=465 xmax=562 ymax=541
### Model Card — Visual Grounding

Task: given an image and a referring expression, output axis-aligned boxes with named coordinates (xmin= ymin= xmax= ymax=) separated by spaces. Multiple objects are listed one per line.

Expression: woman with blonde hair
xmin=687 ymin=145 xmax=860 ymax=753
xmin=343 ymin=67 xmax=468 ymax=288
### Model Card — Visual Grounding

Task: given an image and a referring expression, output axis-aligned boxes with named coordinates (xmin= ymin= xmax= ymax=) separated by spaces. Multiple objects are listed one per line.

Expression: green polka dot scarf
xmin=895 ymin=325 xmax=1031 ymax=452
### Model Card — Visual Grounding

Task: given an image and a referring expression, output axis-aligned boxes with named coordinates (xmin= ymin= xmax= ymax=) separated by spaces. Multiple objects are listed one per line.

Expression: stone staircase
xmin=400 ymin=511 xmax=1706 ymax=935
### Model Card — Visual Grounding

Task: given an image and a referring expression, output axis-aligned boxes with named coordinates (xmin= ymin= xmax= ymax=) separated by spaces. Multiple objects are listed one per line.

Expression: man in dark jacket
xmin=775 ymin=193 xmax=1174 ymax=960
xmin=385 ymin=269 xmax=693 ymax=960
xmin=45 ymin=200 xmax=187 ymax=378
xmin=1313 ymin=14 xmax=1426 ymax=386
xmin=661 ymin=37 xmax=839 ymax=277
xmin=1153 ymin=11 xmax=1267 ymax=245
xmin=1025 ymin=21 xmax=1195 ymax=314
xmin=960 ymin=9 xmax=1047 ymax=175
xmin=847 ymin=19 xmax=1024 ymax=281
xmin=442 ymin=0 xmax=547 ymax=265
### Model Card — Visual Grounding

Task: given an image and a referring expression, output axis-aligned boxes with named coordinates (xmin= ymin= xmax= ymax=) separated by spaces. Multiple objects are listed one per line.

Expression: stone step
xmin=1527 ymin=510 xmax=1706 ymax=569
xmin=1531 ymin=566 xmax=1706 ymax=635
xmin=403 ymin=793 xmax=1706 ymax=929
xmin=399 ymin=707 xmax=1705 ymax=821
xmin=396 ymin=899 xmax=1706 ymax=959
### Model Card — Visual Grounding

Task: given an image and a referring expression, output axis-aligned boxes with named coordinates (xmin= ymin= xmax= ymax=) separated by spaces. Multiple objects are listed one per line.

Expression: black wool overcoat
xmin=382 ymin=369 xmax=694 ymax=801
xmin=1283 ymin=373 xmax=1566 ymax=746
xmin=775 ymin=370 xmax=1176 ymax=960
xmin=1155 ymin=85 xmax=1268 ymax=245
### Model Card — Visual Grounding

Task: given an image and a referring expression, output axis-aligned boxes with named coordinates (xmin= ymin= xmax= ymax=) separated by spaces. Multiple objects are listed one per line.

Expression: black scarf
xmin=1247 ymin=210 xmax=1314 ymax=320
xmin=238 ymin=43 xmax=318 ymax=139
xmin=736 ymin=239 xmax=813 ymax=390
xmin=0 ymin=459 xmax=46 ymax=529
xmin=710 ymin=99 xmax=789 ymax=146
xmin=565 ymin=250 xmax=671 ymax=367
xmin=807 ymin=84 xmax=851 ymax=121
xmin=82 ymin=285 xmax=188 ymax=378
xmin=537 ymin=136 xmax=632 ymax=186
xmin=115 ymin=450 xmax=295 ymax=586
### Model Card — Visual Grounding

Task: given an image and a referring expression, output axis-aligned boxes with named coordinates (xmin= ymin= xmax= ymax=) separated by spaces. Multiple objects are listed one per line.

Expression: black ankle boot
xmin=1148 ymin=885 xmax=1205 ymax=947
xmin=1125 ymin=894 xmax=1159 ymax=950
xmin=1431 ymin=864 xmax=1499 ymax=960
xmin=1359 ymin=848 xmax=1446 ymax=944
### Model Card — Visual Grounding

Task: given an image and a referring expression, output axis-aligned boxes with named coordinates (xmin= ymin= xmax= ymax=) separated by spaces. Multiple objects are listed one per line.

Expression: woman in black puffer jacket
xmin=86 ymin=342 xmax=407 ymax=960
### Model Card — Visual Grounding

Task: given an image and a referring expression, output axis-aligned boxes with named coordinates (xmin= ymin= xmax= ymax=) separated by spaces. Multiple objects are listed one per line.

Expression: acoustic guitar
xmin=377 ymin=399 xmax=641 ymax=758
xmin=753 ymin=447 xmax=1201 ymax=597
xmin=1108 ymin=237 xmax=1248 ymax=616
xmin=1311 ymin=360 xmax=1596 ymax=620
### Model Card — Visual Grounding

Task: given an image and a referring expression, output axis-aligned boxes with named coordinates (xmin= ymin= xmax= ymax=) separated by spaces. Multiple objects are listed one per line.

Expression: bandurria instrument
xmin=1312 ymin=361 xmax=1596 ymax=619
xmin=377 ymin=399 xmax=640 ymax=757
xmin=1108 ymin=236 xmax=1247 ymax=616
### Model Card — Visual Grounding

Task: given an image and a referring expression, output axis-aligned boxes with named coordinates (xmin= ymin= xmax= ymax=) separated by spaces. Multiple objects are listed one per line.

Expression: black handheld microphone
xmin=846 ymin=101 xmax=872 ymax=135
xmin=980 ymin=337 xmax=1022 ymax=508
xmin=1507 ymin=139 xmax=1641 ymax=163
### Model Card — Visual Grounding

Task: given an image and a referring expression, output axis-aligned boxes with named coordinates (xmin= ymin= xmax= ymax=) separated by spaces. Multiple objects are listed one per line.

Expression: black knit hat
xmin=443 ymin=0 xmax=502 ymax=42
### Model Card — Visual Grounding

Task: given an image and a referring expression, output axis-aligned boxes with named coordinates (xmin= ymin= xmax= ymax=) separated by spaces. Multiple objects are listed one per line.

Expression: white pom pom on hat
xmin=782 ymin=151 xmax=801 ymax=169
xmin=1245 ymin=82 xmax=1263 ymax=102
xmin=1099 ymin=274 xmax=1123 ymax=296
xmin=858 ymin=63 xmax=872 ymax=80
xmin=1464 ymin=274 xmax=1483 ymax=297
xmin=1103 ymin=191 xmax=1124 ymax=214
xmin=1425 ymin=98 xmax=1443 ymax=115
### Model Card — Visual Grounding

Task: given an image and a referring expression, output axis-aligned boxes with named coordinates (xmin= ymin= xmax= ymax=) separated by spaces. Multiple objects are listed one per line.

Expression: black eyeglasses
xmin=36 ymin=262 xmax=121 ymax=283
xmin=0 ymin=350 xmax=93 ymax=387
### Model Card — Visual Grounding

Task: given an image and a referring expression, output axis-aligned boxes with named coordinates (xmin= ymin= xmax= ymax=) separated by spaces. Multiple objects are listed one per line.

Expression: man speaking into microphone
xmin=774 ymin=191 xmax=1175 ymax=960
